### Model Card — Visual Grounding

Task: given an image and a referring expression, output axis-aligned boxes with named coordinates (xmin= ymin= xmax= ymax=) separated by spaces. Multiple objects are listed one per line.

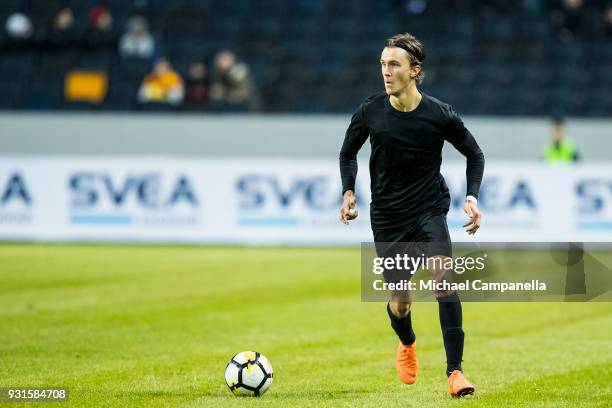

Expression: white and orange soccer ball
xmin=224 ymin=351 xmax=274 ymax=396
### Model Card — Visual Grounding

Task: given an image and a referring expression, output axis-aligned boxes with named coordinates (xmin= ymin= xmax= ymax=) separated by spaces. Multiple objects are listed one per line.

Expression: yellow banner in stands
xmin=64 ymin=70 xmax=108 ymax=104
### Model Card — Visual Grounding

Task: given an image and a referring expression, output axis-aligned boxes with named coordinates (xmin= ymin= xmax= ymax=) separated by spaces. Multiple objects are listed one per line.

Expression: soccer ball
xmin=224 ymin=351 xmax=274 ymax=396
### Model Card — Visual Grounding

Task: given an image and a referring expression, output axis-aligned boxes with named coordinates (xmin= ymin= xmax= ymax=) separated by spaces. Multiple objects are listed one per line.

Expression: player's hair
xmin=385 ymin=33 xmax=426 ymax=84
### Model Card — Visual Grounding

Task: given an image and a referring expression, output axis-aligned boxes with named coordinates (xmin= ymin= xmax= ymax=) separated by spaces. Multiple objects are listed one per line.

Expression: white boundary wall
xmin=1 ymin=113 xmax=610 ymax=160
xmin=1 ymin=157 xmax=611 ymax=245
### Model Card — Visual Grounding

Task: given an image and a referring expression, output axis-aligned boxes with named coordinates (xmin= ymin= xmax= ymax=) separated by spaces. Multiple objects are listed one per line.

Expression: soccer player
xmin=339 ymin=33 xmax=484 ymax=397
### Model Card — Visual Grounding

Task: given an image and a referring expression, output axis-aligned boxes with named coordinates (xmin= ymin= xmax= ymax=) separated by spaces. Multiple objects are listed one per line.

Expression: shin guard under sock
xmin=437 ymin=292 xmax=464 ymax=376
xmin=387 ymin=303 xmax=416 ymax=345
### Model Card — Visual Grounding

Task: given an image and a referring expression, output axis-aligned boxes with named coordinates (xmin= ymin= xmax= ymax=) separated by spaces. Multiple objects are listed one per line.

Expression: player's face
xmin=380 ymin=47 xmax=419 ymax=96
xmin=552 ymin=123 xmax=564 ymax=141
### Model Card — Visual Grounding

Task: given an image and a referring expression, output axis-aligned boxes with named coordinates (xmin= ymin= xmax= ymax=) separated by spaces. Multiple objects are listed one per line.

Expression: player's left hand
xmin=340 ymin=190 xmax=358 ymax=225
xmin=463 ymin=200 xmax=481 ymax=235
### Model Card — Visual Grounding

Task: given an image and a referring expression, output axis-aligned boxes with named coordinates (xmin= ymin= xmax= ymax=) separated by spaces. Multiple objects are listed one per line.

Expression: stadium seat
xmin=70 ymin=0 xmax=97 ymax=14
xmin=0 ymin=0 xmax=23 ymax=17
xmin=590 ymin=88 xmax=612 ymax=116
xmin=0 ymin=0 xmax=608 ymax=116
xmin=22 ymin=79 xmax=62 ymax=110
xmin=433 ymin=15 xmax=470 ymax=39
xmin=291 ymin=0 xmax=328 ymax=17
xmin=77 ymin=50 xmax=114 ymax=70
xmin=0 ymin=79 xmax=23 ymax=108
xmin=115 ymin=58 xmax=151 ymax=81
xmin=589 ymin=42 xmax=612 ymax=63
xmin=519 ymin=17 xmax=551 ymax=39
xmin=477 ymin=16 xmax=516 ymax=39
xmin=102 ymin=79 xmax=138 ymax=110
xmin=171 ymin=0 xmax=214 ymax=12
xmin=0 ymin=50 xmax=33 ymax=79
xmin=253 ymin=0 xmax=290 ymax=18
xmin=514 ymin=63 xmax=550 ymax=88
xmin=33 ymin=51 xmax=76 ymax=79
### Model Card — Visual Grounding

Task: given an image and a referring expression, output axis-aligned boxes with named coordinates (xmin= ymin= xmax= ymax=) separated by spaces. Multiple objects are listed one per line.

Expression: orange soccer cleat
xmin=448 ymin=370 xmax=475 ymax=397
xmin=396 ymin=341 xmax=419 ymax=384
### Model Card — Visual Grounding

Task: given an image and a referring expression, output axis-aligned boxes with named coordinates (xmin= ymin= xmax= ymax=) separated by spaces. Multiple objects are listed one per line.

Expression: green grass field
xmin=1 ymin=245 xmax=611 ymax=407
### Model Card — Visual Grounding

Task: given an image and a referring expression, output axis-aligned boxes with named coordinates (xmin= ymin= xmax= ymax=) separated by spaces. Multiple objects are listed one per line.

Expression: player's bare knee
xmin=389 ymin=299 xmax=411 ymax=317
xmin=434 ymin=289 xmax=455 ymax=299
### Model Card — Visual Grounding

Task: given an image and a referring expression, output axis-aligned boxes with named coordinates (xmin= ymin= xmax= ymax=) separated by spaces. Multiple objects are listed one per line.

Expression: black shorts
xmin=372 ymin=210 xmax=452 ymax=284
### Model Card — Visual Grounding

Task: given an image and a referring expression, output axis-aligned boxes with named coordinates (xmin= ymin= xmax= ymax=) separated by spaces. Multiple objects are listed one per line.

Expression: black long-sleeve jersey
xmin=339 ymin=92 xmax=485 ymax=230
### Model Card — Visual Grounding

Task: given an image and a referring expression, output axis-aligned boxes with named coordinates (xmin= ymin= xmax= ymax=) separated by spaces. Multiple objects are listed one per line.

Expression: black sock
xmin=387 ymin=303 xmax=416 ymax=345
xmin=437 ymin=292 xmax=464 ymax=376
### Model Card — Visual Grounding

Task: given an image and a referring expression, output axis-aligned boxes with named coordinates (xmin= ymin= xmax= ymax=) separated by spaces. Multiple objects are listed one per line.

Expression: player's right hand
xmin=340 ymin=191 xmax=358 ymax=225
xmin=463 ymin=199 xmax=481 ymax=235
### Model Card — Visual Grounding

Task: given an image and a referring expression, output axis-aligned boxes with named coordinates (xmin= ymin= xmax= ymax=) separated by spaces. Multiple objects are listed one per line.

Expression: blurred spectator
xmin=550 ymin=0 xmax=590 ymax=41
xmin=604 ymin=3 xmax=612 ymax=37
xmin=47 ymin=7 xmax=77 ymax=48
xmin=209 ymin=50 xmax=261 ymax=111
xmin=403 ymin=0 xmax=427 ymax=15
xmin=479 ymin=0 xmax=513 ymax=16
xmin=521 ymin=0 xmax=542 ymax=16
xmin=119 ymin=16 xmax=155 ymax=59
xmin=542 ymin=117 xmax=580 ymax=162
xmin=5 ymin=12 xmax=33 ymax=48
xmin=184 ymin=61 xmax=209 ymax=110
xmin=85 ymin=1 xmax=115 ymax=48
xmin=138 ymin=57 xmax=184 ymax=105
